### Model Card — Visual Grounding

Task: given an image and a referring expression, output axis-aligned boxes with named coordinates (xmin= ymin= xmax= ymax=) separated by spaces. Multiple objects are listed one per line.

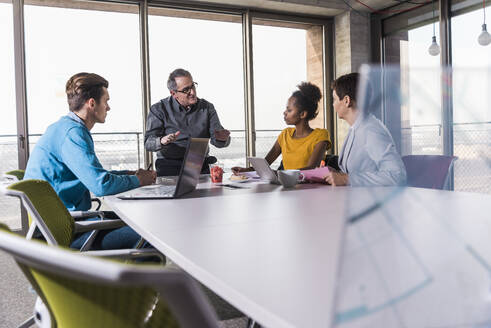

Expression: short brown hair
xmin=331 ymin=73 xmax=359 ymax=105
xmin=65 ymin=73 xmax=108 ymax=112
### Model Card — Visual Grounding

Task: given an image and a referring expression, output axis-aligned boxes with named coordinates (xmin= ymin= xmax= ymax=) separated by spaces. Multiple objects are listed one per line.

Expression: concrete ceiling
xmin=187 ymin=0 xmax=400 ymax=17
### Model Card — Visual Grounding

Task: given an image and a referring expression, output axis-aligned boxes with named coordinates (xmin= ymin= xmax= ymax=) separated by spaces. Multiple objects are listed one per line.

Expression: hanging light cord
xmin=432 ymin=0 xmax=436 ymax=36
xmin=484 ymin=0 xmax=486 ymax=24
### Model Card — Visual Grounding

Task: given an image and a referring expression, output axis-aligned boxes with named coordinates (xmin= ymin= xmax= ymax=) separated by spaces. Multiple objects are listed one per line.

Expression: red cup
xmin=209 ymin=164 xmax=224 ymax=183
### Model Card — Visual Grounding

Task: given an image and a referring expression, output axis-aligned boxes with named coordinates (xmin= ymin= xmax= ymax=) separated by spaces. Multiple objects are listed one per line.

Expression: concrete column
xmin=306 ymin=25 xmax=325 ymax=129
xmin=333 ymin=11 xmax=370 ymax=152
xmin=349 ymin=12 xmax=370 ymax=73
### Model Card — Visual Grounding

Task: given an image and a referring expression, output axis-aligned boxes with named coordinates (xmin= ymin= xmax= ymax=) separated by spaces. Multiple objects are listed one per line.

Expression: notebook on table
xmin=300 ymin=166 xmax=330 ymax=183
xmin=117 ymin=138 xmax=209 ymax=199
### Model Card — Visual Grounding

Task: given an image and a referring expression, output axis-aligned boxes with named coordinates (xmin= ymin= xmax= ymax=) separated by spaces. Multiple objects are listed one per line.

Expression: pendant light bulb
xmin=428 ymin=36 xmax=441 ymax=56
xmin=428 ymin=0 xmax=440 ymax=56
xmin=478 ymin=23 xmax=491 ymax=46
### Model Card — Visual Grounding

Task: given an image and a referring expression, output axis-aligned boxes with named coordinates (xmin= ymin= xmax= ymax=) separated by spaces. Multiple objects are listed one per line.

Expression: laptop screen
xmin=174 ymin=138 xmax=209 ymax=197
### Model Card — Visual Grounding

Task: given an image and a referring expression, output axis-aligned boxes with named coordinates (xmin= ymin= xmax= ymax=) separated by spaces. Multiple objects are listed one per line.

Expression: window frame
xmin=9 ymin=0 xmax=334 ymax=233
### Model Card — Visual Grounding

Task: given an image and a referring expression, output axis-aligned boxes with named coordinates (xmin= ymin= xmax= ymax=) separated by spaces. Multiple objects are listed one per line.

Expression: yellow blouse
xmin=277 ymin=128 xmax=331 ymax=170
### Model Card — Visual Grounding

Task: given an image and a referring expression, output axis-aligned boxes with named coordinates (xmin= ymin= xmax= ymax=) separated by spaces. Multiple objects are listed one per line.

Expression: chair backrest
xmin=5 ymin=179 xmax=75 ymax=247
xmin=402 ymin=155 xmax=457 ymax=190
xmin=324 ymin=154 xmax=340 ymax=171
xmin=0 ymin=224 xmax=219 ymax=328
xmin=4 ymin=169 xmax=25 ymax=181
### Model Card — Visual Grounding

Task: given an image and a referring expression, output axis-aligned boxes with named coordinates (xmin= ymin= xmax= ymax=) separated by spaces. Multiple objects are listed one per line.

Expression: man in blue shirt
xmin=25 ymin=72 xmax=156 ymax=249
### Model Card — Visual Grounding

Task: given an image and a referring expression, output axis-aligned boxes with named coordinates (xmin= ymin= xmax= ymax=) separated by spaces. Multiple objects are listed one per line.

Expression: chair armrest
xmin=74 ymin=219 xmax=126 ymax=233
xmin=91 ymin=197 xmax=102 ymax=211
xmin=82 ymin=248 xmax=165 ymax=262
xmin=70 ymin=210 xmax=104 ymax=220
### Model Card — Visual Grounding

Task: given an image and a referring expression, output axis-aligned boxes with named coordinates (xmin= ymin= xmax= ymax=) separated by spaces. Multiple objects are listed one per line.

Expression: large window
xmin=24 ymin=1 xmax=144 ymax=171
xmin=385 ymin=21 xmax=442 ymax=157
xmin=382 ymin=0 xmax=490 ymax=194
xmin=252 ymin=20 xmax=325 ymax=166
xmin=148 ymin=8 xmax=245 ymax=169
xmin=451 ymin=7 xmax=491 ymax=193
xmin=0 ymin=1 xmax=22 ymax=230
xmin=3 ymin=1 xmax=332 ymax=233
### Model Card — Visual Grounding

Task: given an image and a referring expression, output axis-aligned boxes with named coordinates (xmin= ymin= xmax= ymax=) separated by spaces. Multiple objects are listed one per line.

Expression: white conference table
xmin=106 ymin=178 xmax=491 ymax=328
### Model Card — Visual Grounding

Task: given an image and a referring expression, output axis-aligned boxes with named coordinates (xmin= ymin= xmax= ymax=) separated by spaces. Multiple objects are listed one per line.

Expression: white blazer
xmin=338 ymin=114 xmax=407 ymax=187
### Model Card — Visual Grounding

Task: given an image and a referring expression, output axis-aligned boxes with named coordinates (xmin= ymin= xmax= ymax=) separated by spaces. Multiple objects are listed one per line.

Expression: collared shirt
xmin=338 ymin=114 xmax=362 ymax=173
xmin=144 ymin=96 xmax=230 ymax=159
xmin=24 ymin=114 xmax=140 ymax=211
xmin=67 ymin=111 xmax=85 ymax=126
xmin=337 ymin=113 xmax=406 ymax=186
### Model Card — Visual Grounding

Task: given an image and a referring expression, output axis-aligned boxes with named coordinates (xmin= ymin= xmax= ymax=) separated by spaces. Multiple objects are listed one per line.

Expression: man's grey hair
xmin=167 ymin=68 xmax=192 ymax=91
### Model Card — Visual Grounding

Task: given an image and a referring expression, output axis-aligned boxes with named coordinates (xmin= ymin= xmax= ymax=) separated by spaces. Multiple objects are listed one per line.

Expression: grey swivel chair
xmin=402 ymin=155 xmax=458 ymax=190
xmin=0 ymin=224 xmax=219 ymax=328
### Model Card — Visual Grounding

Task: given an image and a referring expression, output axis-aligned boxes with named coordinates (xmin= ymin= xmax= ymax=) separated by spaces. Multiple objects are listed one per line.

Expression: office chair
xmin=0 ymin=224 xmax=219 ymax=328
xmin=2 ymin=178 xmax=160 ymax=328
xmin=3 ymin=179 xmax=242 ymax=325
xmin=402 ymin=155 xmax=458 ymax=190
xmin=4 ymin=169 xmax=26 ymax=181
xmin=3 ymin=179 xmax=158 ymax=254
xmin=324 ymin=154 xmax=340 ymax=171
xmin=3 ymin=169 xmax=102 ymax=211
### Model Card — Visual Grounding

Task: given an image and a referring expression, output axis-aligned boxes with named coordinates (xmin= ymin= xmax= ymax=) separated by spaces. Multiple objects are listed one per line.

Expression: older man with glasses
xmin=144 ymin=68 xmax=231 ymax=176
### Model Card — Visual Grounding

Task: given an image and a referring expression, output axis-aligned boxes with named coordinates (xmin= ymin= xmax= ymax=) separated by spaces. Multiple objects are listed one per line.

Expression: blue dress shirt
xmin=24 ymin=113 xmax=140 ymax=211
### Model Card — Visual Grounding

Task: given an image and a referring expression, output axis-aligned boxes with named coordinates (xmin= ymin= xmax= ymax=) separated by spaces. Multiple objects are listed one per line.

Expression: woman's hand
xmin=323 ymin=171 xmax=349 ymax=186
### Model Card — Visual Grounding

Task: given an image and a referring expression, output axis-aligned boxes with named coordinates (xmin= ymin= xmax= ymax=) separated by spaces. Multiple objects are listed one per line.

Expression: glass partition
xmin=333 ymin=64 xmax=491 ymax=326
xmin=0 ymin=0 xmax=22 ymax=230
xmin=334 ymin=184 xmax=491 ymax=327
xmin=354 ymin=65 xmax=490 ymax=193
xmin=451 ymin=9 xmax=491 ymax=193
xmin=24 ymin=1 xmax=143 ymax=171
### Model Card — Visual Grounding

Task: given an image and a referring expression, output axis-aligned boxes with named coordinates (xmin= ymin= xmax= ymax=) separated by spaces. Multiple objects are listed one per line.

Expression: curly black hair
xmin=290 ymin=82 xmax=322 ymax=121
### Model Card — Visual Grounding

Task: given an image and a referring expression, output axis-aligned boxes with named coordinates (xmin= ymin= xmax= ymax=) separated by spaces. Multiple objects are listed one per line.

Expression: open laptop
xmin=248 ymin=157 xmax=280 ymax=184
xmin=118 ymin=138 xmax=209 ymax=199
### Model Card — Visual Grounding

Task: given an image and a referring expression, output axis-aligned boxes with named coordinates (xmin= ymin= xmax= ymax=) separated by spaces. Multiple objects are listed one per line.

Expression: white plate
xmin=229 ymin=176 xmax=252 ymax=183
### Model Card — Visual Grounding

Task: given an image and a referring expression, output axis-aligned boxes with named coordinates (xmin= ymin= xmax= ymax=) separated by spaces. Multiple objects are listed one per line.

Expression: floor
xmin=0 ymin=251 xmax=36 ymax=328
xmin=0 ymin=251 xmax=249 ymax=328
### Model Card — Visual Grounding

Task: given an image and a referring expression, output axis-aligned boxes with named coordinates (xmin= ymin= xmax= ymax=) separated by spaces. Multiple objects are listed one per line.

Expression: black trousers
xmin=155 ymin=156 xmax=216 ymax=176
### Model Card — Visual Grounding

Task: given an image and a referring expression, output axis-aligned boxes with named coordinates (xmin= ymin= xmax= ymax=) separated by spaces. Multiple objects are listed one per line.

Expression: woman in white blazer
xmin=324 ymin=73 xmax=406 ymax=187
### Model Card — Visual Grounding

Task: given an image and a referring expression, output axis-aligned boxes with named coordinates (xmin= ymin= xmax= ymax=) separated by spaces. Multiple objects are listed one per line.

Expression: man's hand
xmin=214 ymin=129 xmax=230 ymax=142
xmin=135 ymin=169 xmax=157 ymax=186
xmin=323 ymin=171 xmax=349 ymax=186
xmin=160 ymin=131 xmax=181 ymax=145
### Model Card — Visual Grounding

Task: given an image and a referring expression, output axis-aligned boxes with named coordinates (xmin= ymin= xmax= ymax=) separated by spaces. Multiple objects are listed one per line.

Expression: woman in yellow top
xmin=232 ymin=82 xmax=331 ymax=173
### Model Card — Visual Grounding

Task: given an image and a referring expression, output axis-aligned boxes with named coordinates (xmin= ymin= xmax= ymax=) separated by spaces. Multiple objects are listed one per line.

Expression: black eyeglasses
xmin=176 ymin=82 xmax=198 ymax=95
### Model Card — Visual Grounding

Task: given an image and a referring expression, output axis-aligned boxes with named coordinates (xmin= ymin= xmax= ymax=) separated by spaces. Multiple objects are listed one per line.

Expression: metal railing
xmin=1 ymin=124 xmax=489 ymax=228
xmin=0 ymin=129 xmax=278 ymax=229
xmin=401 ymin=122 xmax=491 ymax=194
